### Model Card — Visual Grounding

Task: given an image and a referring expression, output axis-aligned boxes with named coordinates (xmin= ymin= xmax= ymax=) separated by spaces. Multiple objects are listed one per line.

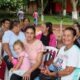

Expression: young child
xmin=33 ymin=10 xmax=39 ymax=26
xmin=9 ymin=40 xmax=31 ymax=78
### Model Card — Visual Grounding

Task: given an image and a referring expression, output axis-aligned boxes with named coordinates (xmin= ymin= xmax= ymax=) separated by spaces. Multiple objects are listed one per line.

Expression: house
xmin=27 ymin=0 xmax=80 ymax=14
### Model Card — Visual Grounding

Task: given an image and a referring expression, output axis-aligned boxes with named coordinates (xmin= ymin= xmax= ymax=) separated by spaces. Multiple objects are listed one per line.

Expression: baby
xmin=9 ymin=40 xmax=31 ymax=78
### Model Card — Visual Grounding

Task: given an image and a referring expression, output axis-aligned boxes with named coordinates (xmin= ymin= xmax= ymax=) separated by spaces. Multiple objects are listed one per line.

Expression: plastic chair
xmin=43 ymin=46 xmax=58 ymax=66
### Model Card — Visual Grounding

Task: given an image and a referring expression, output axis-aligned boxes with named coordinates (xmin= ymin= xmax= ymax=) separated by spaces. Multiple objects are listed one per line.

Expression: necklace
xmin=64 ymin=45 xmax=73 ymax=51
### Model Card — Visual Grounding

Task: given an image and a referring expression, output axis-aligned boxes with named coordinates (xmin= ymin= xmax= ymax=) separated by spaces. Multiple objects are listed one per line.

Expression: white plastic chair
xmin=43 ymin=46 xmax=58 ymax=62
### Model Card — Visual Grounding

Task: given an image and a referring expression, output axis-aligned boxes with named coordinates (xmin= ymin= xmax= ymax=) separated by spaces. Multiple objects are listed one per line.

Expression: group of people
xmin=0 ymin=18 xmax=80 ymax=80
xmin=17 ymin=9 xmax=39 ymax=26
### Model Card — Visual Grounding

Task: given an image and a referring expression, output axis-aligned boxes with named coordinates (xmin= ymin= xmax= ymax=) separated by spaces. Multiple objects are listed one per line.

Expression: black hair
xmin=65 ymin=27 xmax=77 ymax=36
xmin=74 ymin=22 xmax=80 ymax=48
xmin=77 ymin=24 xmax=80 ymax=32
xmin=74 ymin=22 xmax=80 ymax=32
xmin=65 ymin=27 xmax=80 ymax=48
xmin=45 ymin=22 xmax=53 ymax=35
xmin=10 ymin=20 xmax=20 ymax=30
xmin=25 ymin=25 xmax=36 ymax=33
xmin=1 ymin=18 xmax=10 ymax=24
xmin=41 ymin=22 xmax=53 ymax=46
xmin=23 ymin=17 xmax=30 ymax=22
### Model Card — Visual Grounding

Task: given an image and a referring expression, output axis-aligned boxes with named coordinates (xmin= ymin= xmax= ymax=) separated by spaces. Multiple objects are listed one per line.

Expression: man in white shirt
xmin=17 ymin=9 xmax=24 ymax=21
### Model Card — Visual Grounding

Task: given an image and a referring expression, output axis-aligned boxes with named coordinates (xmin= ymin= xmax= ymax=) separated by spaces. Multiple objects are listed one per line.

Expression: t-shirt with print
xmin=24 ymin=39 xmax=44 ymax=65
xmin=54 ymin=45 xmax=80 ymax=80
xmin=2 ymin=30 xmax=25 ymax=58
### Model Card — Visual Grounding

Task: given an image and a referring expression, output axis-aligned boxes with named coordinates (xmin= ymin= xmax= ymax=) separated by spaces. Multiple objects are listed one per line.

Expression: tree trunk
xmin=63 ymin=9 xmax=66 ymax=16
xmin=41 ymin=0 xmax=44 ymax=22
xmin=71 ymin=0 xmax=78 ymax=20
xmin=72 ymin=11 xmax=78 ymax=20
xmin=63 ymin=0 xmax=66 ymax=16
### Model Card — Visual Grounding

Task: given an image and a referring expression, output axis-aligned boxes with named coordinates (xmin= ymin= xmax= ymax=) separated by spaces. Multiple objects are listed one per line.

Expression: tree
xmin=71 ymin=0 xmax=79 ymax=20
xmin=0 ymin=0 xmax=24 ymax=11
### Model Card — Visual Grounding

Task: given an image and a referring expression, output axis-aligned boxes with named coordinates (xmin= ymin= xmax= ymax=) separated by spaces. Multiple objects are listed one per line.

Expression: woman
xmin=21 ymin=18 xmax=30 ymax=32
xmin=36 ymin=22 xmax=57 ymax=47
xmin=10 ymin=25 xmax=44 ymax=80
xmin=2 ymin=20 xmax=25 ymax=70
xmin=41 ymin=27 xmax=80 ymax=80
xmin=36 ymin=22 xmax=57 ymax=67
xmin=74 ymin=22 xmax=80 ymax=48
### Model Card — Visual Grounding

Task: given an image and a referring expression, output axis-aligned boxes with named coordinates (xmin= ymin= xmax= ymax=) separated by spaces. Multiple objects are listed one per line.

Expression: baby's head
xmin=13 ymin=40 xmax=24 ymax=54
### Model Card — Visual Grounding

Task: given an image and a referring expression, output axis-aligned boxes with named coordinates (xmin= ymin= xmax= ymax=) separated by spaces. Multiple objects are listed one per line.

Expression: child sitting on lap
xmin=9 ymin=40 xmax=31 ymax=78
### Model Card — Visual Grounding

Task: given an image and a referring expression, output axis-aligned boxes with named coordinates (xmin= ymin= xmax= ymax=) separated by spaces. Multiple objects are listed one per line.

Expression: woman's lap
xmin=10 ymin=68 xmax=40 ymax=80
xmin=10 ymin=74 xmax=22 ymax=80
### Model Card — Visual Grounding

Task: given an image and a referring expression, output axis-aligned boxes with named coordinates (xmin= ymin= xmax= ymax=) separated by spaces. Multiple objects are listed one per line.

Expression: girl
xmin=9 ymin=40 xmax=31 ymax=78
xmin=33 ymin=10 xmax=39 ymax=26
xmin=36 ymin=22 xmax=57 ymax=47
xmin=41 ymin=27 xmax=80 ymax=80
xmin=36 ymin=22 xmax=57 ymax=67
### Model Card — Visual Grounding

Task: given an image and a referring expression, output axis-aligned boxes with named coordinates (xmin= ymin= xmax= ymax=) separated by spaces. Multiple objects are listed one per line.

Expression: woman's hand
xmin=9 ymin=56 xmax=13 ymax=62
xmin=41 ymin=66 xmax=50 ymax=75
xmin=40 ymin=67 xmax=46 ymax=73
xmin=41 ymin=66 xmax=55 ymax=77
xmin=23 ymin=71 xmax=31 ymax=80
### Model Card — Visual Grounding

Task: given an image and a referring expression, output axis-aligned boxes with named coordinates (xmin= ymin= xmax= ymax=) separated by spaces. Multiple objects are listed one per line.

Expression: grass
xmin=27 ymin=15 xmax=79 ymax=25
xmin=0 ymin=13 xmax=80 ymax=25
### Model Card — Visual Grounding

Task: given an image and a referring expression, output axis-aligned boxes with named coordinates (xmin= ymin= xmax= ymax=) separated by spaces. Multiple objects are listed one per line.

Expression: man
xmin=17 ymin=9 xmax=24 ymax=21
xmin=0 ymin=18 xmax=11 ymax=34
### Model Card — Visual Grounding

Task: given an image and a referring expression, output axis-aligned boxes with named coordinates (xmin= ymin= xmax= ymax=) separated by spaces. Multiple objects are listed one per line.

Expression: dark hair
xmin=74 ymin=22 xmax=80 ymax=32
xmin=10 ymin=20 xmax=20 ymax=30
xmin=45 ymin=22 xmax=53 ymax=35
xmin=64 ymin=27 xmax=80 ymax=48
xmin=41 ymin=22 xmax=53 ymax=45
xmin=74 ymin=22 xmax=80 ymax=48
xmin=25 ymin=25 xmax=36 ymax=33
xmin=65 ymin=27 xmax=77 ymax=36
xmin=1 ymin=18 xmax=10 ymax=24
xmin=23 ymin=18 xmax=30 ymax=22
xmin=13 ymin=40 xmax=24 ymax=49
xmin=77 ymin=24 xmax=80 ymax=32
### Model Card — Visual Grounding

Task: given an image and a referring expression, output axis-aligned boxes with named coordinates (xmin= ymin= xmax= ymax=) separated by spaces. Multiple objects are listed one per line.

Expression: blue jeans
xmin=34 ymin=18 xmax=38 ymax=26
xmin=35 ymin=64 xmax=59 ymax=80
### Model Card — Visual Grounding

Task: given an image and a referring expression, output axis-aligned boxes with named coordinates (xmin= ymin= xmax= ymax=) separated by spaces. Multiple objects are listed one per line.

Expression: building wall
xmin=54 ymin=0 xmax=80 ymax=13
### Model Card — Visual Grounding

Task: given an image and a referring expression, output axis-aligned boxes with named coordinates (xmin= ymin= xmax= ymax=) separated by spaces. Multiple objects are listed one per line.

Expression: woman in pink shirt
xmin=23 ymin=26 xmax=44 ymax=80
xmin=36 ymin=22 xmax=57 ymax=47
xmin=36 ymin=22 xmax=57 ymax=69
xmin=10 ymin=25 xmax=44 ymax=80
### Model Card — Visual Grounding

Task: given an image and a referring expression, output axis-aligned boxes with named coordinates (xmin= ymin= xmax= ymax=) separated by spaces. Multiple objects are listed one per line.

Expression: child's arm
xmin=13 ymin=56 xmax=24 ymax=70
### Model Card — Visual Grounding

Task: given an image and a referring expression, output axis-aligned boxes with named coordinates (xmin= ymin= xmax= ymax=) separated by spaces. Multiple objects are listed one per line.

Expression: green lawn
xmin=28 ymin=15 xmax=80 ymax=25
xmin=0 ymin=13 xmax=80 ymax=25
